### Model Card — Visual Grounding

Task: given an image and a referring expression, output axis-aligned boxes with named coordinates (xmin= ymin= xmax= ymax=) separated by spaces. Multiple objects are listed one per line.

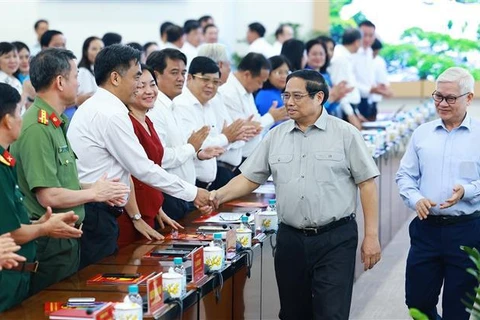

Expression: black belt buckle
xmin=302 ymin=227 xmax=319 ymax=236
xmin=108 ymin=206 xmax=124 ymax=218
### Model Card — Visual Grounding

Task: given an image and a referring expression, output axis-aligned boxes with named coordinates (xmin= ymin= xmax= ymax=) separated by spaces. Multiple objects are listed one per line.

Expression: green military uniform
xmin=0 ymin=146 xmax=36 ymax=312
xmin=10 ymin=97 xmax=85 ymax=295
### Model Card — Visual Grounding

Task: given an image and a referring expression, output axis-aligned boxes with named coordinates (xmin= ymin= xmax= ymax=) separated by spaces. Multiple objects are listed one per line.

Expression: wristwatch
xmin=130 ymin=213 xmax=142 ymax=221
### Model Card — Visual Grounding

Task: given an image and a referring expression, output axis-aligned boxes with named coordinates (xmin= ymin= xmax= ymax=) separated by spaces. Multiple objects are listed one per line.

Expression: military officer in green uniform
xmin=10 ymin=48 xmax=130 ymax=295
xmin=0 ymin=83 xmax=83 ymax=312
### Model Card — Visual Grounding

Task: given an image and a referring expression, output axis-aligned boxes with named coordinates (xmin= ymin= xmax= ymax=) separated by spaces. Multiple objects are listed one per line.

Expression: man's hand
xmin=194 ymin=188 xmax=212 ymax=210
xmin=268 ymin=102 xmax=289 ymax=122
xmin=156 ymin=208 xmax=184 ymax=230
xmin=440 ymin=185 xmax=464 ymax=209
xmin=222 ymin=119 xmax=245 ymax=143
xmin=133 ymin=218 xmax=163 ymax=241
xmin=329 ymin=81 xmax=354 ymax=102
xmin=361 ymin=234 xmax=381 ymax=271
xmin=197 ymin=146 xmax=225 ymax=160
xmin=0 ymin=233 xmax=26 ymax=271
xmin=188 ymin=126 xmax=210 ymax=151
xmin=209 ymin=190 xmax=220 ymax=209
xmin=91 ymin=173 xmax=130 ymax=203
xmin=415 ymin=198 xmax=437 ymax=220
xmin=43 ymin=207 xmax=83 ymax=238
xmin=244 ymin=115 xmax=262 ymax=138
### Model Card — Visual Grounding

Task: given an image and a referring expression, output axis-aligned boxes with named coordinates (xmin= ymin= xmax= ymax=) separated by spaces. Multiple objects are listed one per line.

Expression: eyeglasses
xmin=431 ymin=91 xmax=470 ymax=104
xmin=281 ymin=91 xmax=319 ymax=102
xmin=192 ymin=74 xmax=222 ymax=87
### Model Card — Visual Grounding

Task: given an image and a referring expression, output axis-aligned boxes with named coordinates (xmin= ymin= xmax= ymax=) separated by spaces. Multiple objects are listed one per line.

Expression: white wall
xmin=0 ymin=0 xmax=314 ymax=60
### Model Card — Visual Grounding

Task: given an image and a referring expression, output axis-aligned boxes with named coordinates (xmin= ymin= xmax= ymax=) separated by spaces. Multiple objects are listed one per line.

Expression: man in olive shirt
xmin=211 ymin=70 xmax=381 ymax=320
xmin=0 ymin=83 xmax=82 ymax=312
xmin=10 ymin=49 xmax=129 ymax=295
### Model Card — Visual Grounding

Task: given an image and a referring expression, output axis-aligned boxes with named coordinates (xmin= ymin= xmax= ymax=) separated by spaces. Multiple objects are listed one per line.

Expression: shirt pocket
xmin=57 ymin=152 xmax=75 ymax=186
xmin=269 ymin=154 xmax=294 ymax=184
xmin=314 ymin=151 xmax=345 ymax=182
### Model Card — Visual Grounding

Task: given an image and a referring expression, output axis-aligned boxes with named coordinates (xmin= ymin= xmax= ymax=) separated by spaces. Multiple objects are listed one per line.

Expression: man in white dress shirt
xmin=328 ymin=28 xmax=363 ymax=129
xmin=68 ymin=45 xmax=211 ymax=267
xmin=146 ymin=49 xmax=218 ymax=220
xmin=158 ymin=21 xmax=174 ymax=50
xmin=182 ymin=20 xmax=202 ymax=66
xmin=164 ymin=25 xmax=184 ymax=51
xmin=247 ymin=22 xmax=274 ymax=58
xmin=218 ymin=52 xmax=288 ymax=164
xmin=272 ymin=24 xmax=294 ymax=55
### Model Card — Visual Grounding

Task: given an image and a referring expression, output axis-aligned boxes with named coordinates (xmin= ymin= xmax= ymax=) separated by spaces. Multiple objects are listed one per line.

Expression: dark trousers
xmin=406 ymin=217 xmax=480 ymax=320
xmin=79 ymin=203 xmax=119 ymax=270
xmin=162 ymin=193 xmax=195 ymax=220
xmin=275 ymin=220 xmax=358 ymax=320
xmin=210 ymin=165 xmax=236 ymax=191
xmin=357 ymin=98 xmax=377 ymax=121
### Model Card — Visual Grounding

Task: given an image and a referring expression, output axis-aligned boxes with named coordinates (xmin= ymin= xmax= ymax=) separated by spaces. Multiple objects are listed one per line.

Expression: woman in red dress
xmin=117 ymin=64 xmax=182 ymax=248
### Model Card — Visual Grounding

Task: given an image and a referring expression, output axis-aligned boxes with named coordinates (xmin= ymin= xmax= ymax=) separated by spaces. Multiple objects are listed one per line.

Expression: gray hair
xmin=437 ymin=67 xmax=474 ymax=94
xmin=30 ymin=48 xmax=76 ymax=92
xmin=197 ymin=43 xmax=229 ymax=64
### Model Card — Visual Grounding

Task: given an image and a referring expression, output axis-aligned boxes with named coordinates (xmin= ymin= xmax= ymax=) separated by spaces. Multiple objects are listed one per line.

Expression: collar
xmin=96 ymin=87 xmax=129 ymax=114
xmin=0 ymin=146 xmax=15 ymax=167
xmin=434 ymin=113 xmax=471 ymax=132
xmin=155 ymin=90 xmax=174 ymax=109
xmin=229 ymin=73 xmax=249 ymax=97
xmin=334 ymin=44 xmax=352 ymax=58
xmin=177 ymin=87 xmax=206 ymax=108
xmin=286 ymin=107 xmax=328 ymax=132
xmin=33 ymin=97 xmax=67 ymax=128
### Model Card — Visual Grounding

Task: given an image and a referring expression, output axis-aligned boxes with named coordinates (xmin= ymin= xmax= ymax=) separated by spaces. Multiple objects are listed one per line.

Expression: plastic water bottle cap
xmin=128 ymin=284 xmax=139 ymax=294
xmin=213 ymin=232 xmax=222 ymax=239
xmin=241 ymin=216 xmax=248 ymax=223
xmin=173 ymin=257 xmax=183 ymax=265
xmin=269 ymin=199 xmax=276 ymax=205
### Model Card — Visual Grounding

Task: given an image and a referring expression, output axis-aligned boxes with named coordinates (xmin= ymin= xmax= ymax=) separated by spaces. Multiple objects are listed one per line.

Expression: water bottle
xmin=126 ymin=284 xmax=143 ymax=319
xmin=267 ymin=199 xmax=276 ymax=212
xmin=237 ymin=216 xmax=252 ymax=248
xmin=213 ymin=232 xmax=225 ymax=267
xmin=173 ymin=257 xmax=186 ymax=296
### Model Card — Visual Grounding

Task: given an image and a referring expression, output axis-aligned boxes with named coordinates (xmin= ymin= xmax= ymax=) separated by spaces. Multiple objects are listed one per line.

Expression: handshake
xmin=193 ymin=188 xmax=222 ymax=214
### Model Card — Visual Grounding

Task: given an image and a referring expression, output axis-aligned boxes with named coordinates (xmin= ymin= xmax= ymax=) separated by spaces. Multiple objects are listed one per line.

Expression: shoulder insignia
xmin=38 ymin=109 xmax=49 ymax=125
xmin=0 ymin=150 xmax=16 ymax=167
xmin=49 ymin=113 xmax=62 ymax=128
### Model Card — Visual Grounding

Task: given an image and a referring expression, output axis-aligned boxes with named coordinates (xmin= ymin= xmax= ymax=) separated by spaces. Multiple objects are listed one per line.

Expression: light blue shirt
xmin=396 ymin=114 xmax=480 ymax=216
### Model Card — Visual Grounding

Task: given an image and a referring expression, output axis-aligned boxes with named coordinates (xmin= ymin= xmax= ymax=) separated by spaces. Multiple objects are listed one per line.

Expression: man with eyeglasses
xmin=396 ymin=67 xmax=478 ymax=320
xmin=210 ymin=70 xmax=381 ymax=320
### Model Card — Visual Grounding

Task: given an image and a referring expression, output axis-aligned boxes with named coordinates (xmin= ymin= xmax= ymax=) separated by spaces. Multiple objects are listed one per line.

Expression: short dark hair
xmin=40 ymin=30 xmax=63 ymax=48
xmin=280 ymin=39 xmax=305 ymax=72
xmin=34 ymin=19 xmax=48 ymax=30
xmin=358 ymin=20 xmax=376 ymax=29
xmin=305 ymin=39 xmax=330 ymax=73
xmin=188 ymin=56 xmax=220 ymax=76
xmin=342 ymin=28 xmax=362 ymax=45
xmin=198 ymin=15 xmax=213 ymax=24
xmin=184 ymin=20 xmax=201 ymax=34
xmin=30 ymin=48 xmax=76 ymax=92
xmin=0 ymin=42 xmax=16 ymax=57
xmin=140 ymin=63 xmax=158 ymax=87
xmin=12 ymin=41 xmax=30 ymax=54
xmin=0 ymin=83 xmax=21 ymax=121
xmin=94 ymin=44 xmax=141 ymax=86
xmin=316 ymin=35 xmax=335 ymax=46
xmin=102 ymin=32 xmax=122 ymax=47
xmin=286 ymin=70 xmax=329 ymax=104
xmin=203 ymin=24 xmax=217 ymax=34
xmin=146 ymin=48 xmax=187 ymax=74
xmin=371 ymin=38 xmax=383 ymax=51
xmin=238 ymin=52 xmax=271 ymax=77
xmin=262 ymin=55 xmax=290 ymax=90
xmin=143 ymin=42 xmax=158 ymax=52
xmin=160 ymin=21 xmax=174 ymax=37
xmin=166 ymin=25 xmax=184 ymax=43
xmin=248 ymin=22 xmax=266 ymax=38
xmin=275 ymin=24 xmax=290 ymax=38
xmin=127 ymin=42 xmax=143 ymax=52
xmin=78 ymin=36 xmax=102 ymax=74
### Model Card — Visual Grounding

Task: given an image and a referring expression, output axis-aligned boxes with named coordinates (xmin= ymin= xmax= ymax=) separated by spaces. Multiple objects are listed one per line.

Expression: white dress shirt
xmin=218 ymin=73 xmax=274 ymax=157
xmin=0 ymin=71 xmax=22 ymax=94
xmin=328 ymin=44 xmax=361 ymax=116
xmin=147 ymin=90 xmax=197 ymax=185
xmin=67 ymin=88 xmax=197 ymax=202
xmin=248 ymin=38 xmax=275 ymax=58
xmin=272 ymin=40 xmax=283 ymax=55
xmin=352 ymin=46 xmax=375 ymax=98
xmin=77 ymin=67 xmax=98 ymax=96
xmin=181 ymin=41 xmax=198 ymax=67
xmin=370 ymin=55 xmax=390 ymax=103
xmin=173 ymin=88 xmax=228 ymax=183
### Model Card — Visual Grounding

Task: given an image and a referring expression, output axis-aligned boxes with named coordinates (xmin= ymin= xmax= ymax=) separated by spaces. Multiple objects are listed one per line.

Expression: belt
xmin=217 ymin=161 xmax=237 ymax=172
xmin=281 ymin=213 xmax=356 ymax=236
xmin=10 ymin=261 xmax=39 ymax=273
xmin=195 ymin=180 xmax=212 ymax=190
xmin=88 ymin=202 xmax=124 ymax=218
xmin=425 ymin=211 xmax=480 ymax=225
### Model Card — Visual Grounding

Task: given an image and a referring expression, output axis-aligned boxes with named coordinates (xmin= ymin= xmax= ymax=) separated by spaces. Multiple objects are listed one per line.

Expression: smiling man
xmin=396 ymin=67 xmax=479 ymax=320
xmin=210 ymin=70 xmax=381 ymax=320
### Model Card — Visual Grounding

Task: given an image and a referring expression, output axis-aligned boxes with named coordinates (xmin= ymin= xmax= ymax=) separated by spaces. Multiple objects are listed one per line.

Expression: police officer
xmin=10 ymin=49 xmax=129 ymax=295
xmin=0 ymin=83 xmax=83 ymax=312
